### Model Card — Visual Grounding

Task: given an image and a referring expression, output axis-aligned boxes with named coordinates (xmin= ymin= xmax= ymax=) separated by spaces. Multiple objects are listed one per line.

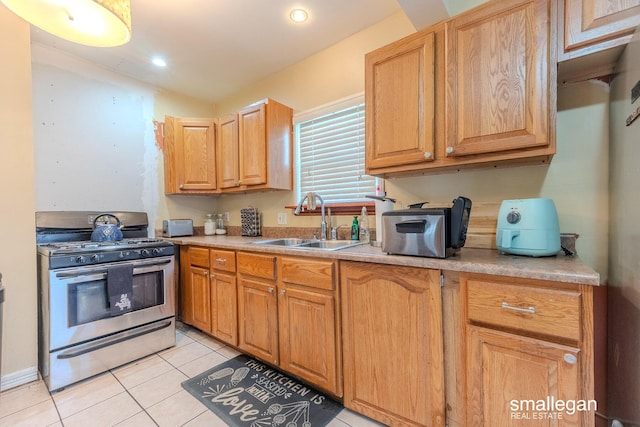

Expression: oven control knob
xmin=140 ymin=249 xmax=150 ymax=256
xmin=90 ymin=254 xmax=100 ymax=262
xmin=74 ymin=255 xmax=86 ymax=264
xmin=152 ymin=248 xmax=161 ymax=255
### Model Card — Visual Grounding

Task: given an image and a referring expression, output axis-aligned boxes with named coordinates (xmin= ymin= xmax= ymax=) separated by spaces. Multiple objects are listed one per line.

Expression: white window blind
xmin=296 ymin=102 xmax=376 ymax=203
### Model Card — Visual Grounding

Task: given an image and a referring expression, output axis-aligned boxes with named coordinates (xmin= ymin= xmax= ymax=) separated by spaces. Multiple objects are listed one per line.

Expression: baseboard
xmin=0 ymin=366 xmax=39 ymax=392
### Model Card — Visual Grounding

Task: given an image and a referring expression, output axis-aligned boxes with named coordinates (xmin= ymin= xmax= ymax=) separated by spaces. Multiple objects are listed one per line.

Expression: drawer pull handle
xmin=564 ymin=354 xmax=577 ymax=365
xmin=215 ymin=258 xmax=227 ymax=263
xmin=501 ymin=302 xmax=535 ymax=314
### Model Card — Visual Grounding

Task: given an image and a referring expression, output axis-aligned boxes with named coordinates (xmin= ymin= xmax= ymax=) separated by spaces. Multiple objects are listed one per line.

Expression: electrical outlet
xmin=224 ymin=212 xmax=230 ymax=222
xmin=277 ymin=212 xmax=287 ymax=225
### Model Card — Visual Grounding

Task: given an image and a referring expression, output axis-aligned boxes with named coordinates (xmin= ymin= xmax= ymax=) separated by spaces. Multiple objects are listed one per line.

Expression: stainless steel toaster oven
xmin=382 ymin=196 xmax=472 ymax=258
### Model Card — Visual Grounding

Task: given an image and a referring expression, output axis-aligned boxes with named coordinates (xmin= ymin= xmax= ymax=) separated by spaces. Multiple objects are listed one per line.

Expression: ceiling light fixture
xmin=152 ymin=57 xmax=167 ymax=67
xmin=289 ymin=8 xmax=308 ymax=23
xmin=1 ymin=0 xmax=132 ymax=47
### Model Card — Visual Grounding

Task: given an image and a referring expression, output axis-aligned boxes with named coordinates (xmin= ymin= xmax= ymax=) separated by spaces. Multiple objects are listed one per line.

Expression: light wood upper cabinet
xmin=445 ymin=0 xmax=554 ymax=158
xmin=164 ymin=116 xmax=217 ymax=194
xmin=365 ymin=30 xmax=437 ymax=171
xmin=562 ymin=0 xmax=640 ymax=55
xmin=216 ymin=114 xmax=240 ymax=190
xmin=165 ymin=98 xmax=292 ymax=194
xmin=365 ymin=0 xmax=555 ymax=177
xmin=238 ymin=103 xmax=267 ymax=186
xmin=234 ymin=98 xmax=293 ymax=192
xmin=340 ymin=261 xmax=445 ymax=426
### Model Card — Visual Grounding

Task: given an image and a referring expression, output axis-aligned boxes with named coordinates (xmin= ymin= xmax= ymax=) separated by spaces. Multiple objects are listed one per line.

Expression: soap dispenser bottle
xmin=351 ymin=216 xmax=359 ymax=240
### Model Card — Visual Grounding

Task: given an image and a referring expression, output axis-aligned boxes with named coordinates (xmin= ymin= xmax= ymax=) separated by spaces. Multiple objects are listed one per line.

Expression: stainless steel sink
xmin=251 ymin=238 xmax=365 ymax=251
xmin=296 ymin=240 xmax=365 ymax=250
xmin=251 ymin=238 xmax=313 ymax=246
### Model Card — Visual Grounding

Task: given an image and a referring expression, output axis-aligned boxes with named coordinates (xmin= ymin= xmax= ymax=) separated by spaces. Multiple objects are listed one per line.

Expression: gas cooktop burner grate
xmin=42 ymin=237 xmax=168 ymax=248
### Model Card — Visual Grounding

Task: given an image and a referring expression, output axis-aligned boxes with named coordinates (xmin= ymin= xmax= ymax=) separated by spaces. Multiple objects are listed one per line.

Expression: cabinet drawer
xmin=189 ymin=247 xmax=210 ymax=268
xmin=467 ymin=278 xmax=582 ymax=342
xmin=238 ymin=252 xmax=276 ymax=280
xmin=210 ymin=249 xmax=236 ymax=273
xmin=281 ymin=257 xmax=335 ymax=291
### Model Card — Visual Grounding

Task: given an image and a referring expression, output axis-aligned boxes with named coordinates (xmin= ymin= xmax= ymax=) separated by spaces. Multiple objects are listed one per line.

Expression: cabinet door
xmin=278 ymin=286 xmax=340 ymax=396
xmin=467 ymin=326 xmax=582 ymax=426
xmin=187 ymin=265 xmax=212 ymax=332
xmin=217 ymin=114 xmax=240 ymax=189
xmin=445 ymin=0 xmax=551 ymax=157
xmin=340 ymin=262 xmax=445 ymax=426
xmin=563 ymin=0 xmax=640 ymax=53
xmin=238 ymin=103 xmax=268 ymax=186
xmin=174 ymin=118 xmax=217 ymax=191
xmin=211 ymin=272 xmax=238 ymax=346
xmin=365 ymin=31 xmax=436 ymax=171
xmin=237 ymin=277 xmax=278 ymax=364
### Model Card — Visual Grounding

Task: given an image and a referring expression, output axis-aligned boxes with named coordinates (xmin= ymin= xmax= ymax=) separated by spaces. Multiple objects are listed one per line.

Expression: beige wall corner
xmin=0 ymin=5 xmax=38 ymax=389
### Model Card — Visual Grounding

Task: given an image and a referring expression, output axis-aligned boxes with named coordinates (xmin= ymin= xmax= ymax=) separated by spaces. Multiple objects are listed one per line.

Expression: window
xmin=295 ymin=94 xmax=377 ymax=204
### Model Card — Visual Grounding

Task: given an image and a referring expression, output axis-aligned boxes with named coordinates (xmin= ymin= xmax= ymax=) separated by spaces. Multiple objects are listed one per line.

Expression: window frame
xmin=291 ymin=93 xmax=377 ymax=215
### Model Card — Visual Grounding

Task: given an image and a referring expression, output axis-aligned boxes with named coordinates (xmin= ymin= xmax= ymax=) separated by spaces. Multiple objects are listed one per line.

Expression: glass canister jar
xmin=215 ymin=213 xmax=227 ymax=235
xmin=204 ymin=214 xmax=216 ymax=235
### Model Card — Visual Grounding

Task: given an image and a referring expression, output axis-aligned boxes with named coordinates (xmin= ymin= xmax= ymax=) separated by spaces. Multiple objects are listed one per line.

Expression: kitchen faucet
xmin=294 ymin=191 xmax=327 ymax=240
xmin=331 ymin=224 xmax=350 ymax=240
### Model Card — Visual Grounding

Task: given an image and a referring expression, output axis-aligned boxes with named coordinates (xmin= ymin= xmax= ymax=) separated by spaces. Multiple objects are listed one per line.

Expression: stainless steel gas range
xmin=36 ymin=211 xmax=176 ymax=391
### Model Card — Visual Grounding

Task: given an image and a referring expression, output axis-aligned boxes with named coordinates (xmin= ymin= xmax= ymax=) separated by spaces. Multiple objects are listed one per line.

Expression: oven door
xmin=47 ymin=256 xmax=175 ymax=351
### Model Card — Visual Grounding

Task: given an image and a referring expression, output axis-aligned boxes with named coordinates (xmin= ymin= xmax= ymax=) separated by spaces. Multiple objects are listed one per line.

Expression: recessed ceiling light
xmin=289 ymin=8 xmax=308 ymax=23
xmin=152 ymin=57 xmax=167 ymax=67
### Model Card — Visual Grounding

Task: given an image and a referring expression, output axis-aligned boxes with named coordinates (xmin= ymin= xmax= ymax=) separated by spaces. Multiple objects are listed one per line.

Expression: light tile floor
xmin=0 ymin=322 xmax=385 ymax=427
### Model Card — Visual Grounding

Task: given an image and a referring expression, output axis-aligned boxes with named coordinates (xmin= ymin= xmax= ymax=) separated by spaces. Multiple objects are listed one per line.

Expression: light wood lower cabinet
xmin=467 ymin=326 xmax=582 ymax=425
xmin=180 ymin=246 xmax=237 ymax=345
xmin=340 ymin=261 xmax=445 ymax=426
xmin=237 ymin=252 xmax=279 ymax=364
xmin=181 ymin=246 xmax=212 ymax=332
xmin=237 ymin=252 xmax=342 ymax=396
xmin=209 ymin=249 xmax=238 ymax=345
xmin=279 ymin=256 xmax=341 ymax=396
xmin=181 ymin=247 xmax=599 ymax=426
xmin=462 ymin=273 xmax=595 ymax=426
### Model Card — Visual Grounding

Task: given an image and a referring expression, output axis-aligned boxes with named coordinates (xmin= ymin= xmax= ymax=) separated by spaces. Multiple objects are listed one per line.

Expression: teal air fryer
xmin=496 ymin=198 xmax=561 ymax=257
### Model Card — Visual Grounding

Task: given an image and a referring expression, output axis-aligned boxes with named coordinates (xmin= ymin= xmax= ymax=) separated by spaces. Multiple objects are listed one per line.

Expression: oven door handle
xmin=56 ymin=319 xmax=173 ymax=359
xmin=55 ymin=258 xmax=172 ymax=280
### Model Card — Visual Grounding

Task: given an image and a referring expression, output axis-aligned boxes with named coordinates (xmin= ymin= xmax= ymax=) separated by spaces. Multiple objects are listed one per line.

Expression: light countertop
xmin=167 ymin=235 xmax=601 ymax=286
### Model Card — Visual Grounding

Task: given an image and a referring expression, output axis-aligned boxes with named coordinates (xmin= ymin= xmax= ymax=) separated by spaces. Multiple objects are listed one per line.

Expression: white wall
xmin=31 ymin=45 xmax=220 ymax=232
xmin=0 ymin=7 xmax=37 ymax=390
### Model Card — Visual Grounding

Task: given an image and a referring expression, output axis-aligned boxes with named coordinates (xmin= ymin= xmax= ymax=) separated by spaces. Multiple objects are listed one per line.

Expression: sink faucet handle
xmin=331 ymin=224 xmax=349 ymax=240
